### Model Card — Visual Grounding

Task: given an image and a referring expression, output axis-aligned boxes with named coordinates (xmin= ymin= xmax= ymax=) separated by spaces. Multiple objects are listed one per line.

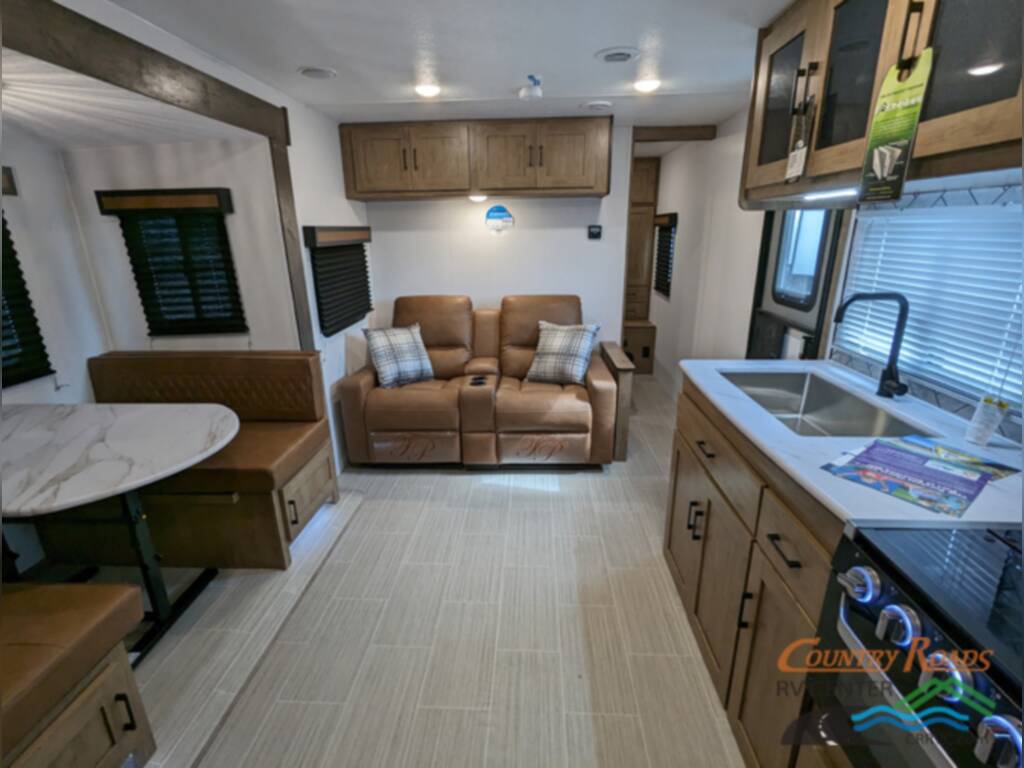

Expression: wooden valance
xmin=96 ymin=188 xmax=233 ymax=215
xmin=2 ymin=167 xmax=18 ymax=197
xmin=302 ymin=226 xmax=372 ymax=250
xmin=654 ymin=212 xmax=678 ymax=228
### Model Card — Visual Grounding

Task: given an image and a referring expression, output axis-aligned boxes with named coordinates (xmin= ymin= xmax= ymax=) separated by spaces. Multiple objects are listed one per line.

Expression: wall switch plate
xmin=588 ymin=225 xmax=602 ymax=240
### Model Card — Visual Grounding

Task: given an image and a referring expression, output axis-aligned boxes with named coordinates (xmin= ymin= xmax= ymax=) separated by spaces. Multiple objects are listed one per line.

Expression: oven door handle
xmin=836 ymin=594 xmax=958 ymax=768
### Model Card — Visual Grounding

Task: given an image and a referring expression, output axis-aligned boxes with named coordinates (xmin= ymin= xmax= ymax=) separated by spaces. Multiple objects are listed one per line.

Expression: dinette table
xmin=1 ymin=403 xmax=239 ymax=661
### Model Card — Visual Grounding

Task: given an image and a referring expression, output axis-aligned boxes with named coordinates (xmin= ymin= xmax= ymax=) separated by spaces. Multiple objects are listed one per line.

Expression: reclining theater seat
xmin=335 ymin=294 xmax=617 ymax=466
xmin=75 ymin=351 xmax=338 ymax=569
xmin=496 ymin=295 xmax=616 ymax=464
xmin=1 ymin=583 xmax=155 ymax=767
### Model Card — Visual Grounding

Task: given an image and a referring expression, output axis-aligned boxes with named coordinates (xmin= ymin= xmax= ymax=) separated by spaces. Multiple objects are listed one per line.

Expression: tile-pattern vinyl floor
xmin=198 ymin=376 xmax=746 ymax=768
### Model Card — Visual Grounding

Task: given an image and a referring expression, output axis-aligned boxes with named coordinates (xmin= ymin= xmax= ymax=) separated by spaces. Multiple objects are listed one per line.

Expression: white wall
xmin=366 ymin=125 xmax=632 ymax=339
xmin=1 ymin=124 xmax=109 ymax=404
xmin=64 ymin=138 xmax=299 ymax=350
xmin=650 ymin=111 xmax=766 ymax=392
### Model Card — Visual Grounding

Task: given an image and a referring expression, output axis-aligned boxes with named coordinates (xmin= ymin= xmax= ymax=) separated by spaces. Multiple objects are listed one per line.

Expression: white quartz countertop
xmin=679 ymin=359 xmax=1022 ymax=529
xmin=1 ymin=403 xmax=239 ymax=517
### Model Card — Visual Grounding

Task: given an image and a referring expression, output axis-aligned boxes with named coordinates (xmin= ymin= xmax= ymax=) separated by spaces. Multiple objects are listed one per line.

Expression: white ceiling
xmin=1 ymin=49 xmax=257 ymax=148
xmin=105 ymin=0 xmax=789 ymax=125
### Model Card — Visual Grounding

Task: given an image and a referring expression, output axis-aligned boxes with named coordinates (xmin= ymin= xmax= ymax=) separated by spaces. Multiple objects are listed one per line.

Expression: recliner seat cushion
xmin=495 ymin=377 xmax=592 ymax=433
xmin=365 ymin=379 xmax=461 ymax=431
xmin=1 ymin=583 xmax=143 ymax=757
xmin=149 ymin=419 xmax=331 ymax=494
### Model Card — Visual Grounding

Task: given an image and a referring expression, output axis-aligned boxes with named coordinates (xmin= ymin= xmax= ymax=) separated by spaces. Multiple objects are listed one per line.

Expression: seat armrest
xmin=586 ymin=354 xmax=617 ymax=463
xmin=599 ymin=341 xmax=635 ymax=374
xmin=598 ymin=342 xmax=634 ymax=461
xmin=333 ymin=365 xmax=377 ymax=464
xmin=465 ymin=357 xmax=500 ymax=375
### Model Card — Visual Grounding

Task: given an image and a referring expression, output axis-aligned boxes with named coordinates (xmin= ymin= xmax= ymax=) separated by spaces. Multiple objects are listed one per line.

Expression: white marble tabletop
xmin=1 ymin=403 xmax=239 ymax=517
xmin=679 ymin=359 xmax=1023 ymax=529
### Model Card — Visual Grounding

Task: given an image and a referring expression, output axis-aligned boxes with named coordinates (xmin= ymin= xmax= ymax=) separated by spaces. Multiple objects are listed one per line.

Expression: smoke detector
xmin=583 ymin=100 xmax=613 ymax=112
xmin=594 ymin=47 xmax=640 ymax=64
xmin=298 ymin=66 xmax=337 ymax=80
xmin=518 ymin=75 xmax=543 ymax=101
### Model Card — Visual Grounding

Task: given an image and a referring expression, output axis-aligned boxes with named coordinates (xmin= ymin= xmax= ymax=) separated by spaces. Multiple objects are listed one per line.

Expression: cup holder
xmin=469 ymin=376 xmax=487 ymax=386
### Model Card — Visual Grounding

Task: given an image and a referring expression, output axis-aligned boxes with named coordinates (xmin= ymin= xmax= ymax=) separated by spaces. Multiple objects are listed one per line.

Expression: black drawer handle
xmin=288 ymin=500 xmax=299 ymax=526
xmin=685 ymin=500 xmax=700 ymax=529
xmin=767 ymin=533 xmax=802 ymax=570
xmin=114 ymin=693 xmax=137 ymax=731
xmin=737 ymin=591 xmax=754 ymax=629
xmin=690 ymin=509 xmax=704 ymax=541
xmin=695 ymin=440 xmax=716 ymax=459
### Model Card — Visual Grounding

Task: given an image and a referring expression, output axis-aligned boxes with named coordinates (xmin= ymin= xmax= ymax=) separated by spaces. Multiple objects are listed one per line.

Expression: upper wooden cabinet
xmin=629 ymin=157 xmax=661 ymax=205
xmin=342 ymin=117 xmax=612 ymax=200
xmin=741 ymin=0 xmax=1023 ymax=205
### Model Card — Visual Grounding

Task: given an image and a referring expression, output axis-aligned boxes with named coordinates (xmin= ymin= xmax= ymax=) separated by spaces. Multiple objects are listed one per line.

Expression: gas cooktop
xmin=855 ymin=526 xmax=1023 ymax=695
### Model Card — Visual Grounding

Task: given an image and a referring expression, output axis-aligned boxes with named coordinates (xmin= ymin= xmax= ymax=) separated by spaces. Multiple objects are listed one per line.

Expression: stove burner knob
xmin=837 ymin=566 xmax=880 ymax=604
xmin=974 ymin=715 xmax=1022 ymax=768
xmin=875 ymin=604 xmax=921 ymax=648
xmin=917 ymin=651 xmax=974 ymax=700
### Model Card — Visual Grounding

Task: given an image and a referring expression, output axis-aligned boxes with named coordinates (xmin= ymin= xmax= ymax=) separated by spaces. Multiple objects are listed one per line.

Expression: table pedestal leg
xmin=120 ymin=490 xmax=172 ymax=622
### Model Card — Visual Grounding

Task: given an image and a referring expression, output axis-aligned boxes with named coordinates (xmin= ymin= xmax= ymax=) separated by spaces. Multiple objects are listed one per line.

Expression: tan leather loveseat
xmin=1 ymin=583 xmax=156 ymax=768
xmin=336 ymin=295 xmax=619 ymax=465
xmin=36 ymin=351 xmax=337 ymax=570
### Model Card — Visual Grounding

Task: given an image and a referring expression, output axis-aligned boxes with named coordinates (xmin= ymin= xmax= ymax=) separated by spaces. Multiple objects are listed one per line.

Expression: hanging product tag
xmin=859 ymin=47 xmax=933 ymax=202
xmin=785 ymin=94 xmax=815 ymax=182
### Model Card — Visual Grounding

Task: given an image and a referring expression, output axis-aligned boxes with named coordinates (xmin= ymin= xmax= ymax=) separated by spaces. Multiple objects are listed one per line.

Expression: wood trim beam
xmin=2 ymin=0 xmax=289 ymax=144
xmin=96 ymin=188 xmax=233 ymax=214
xmin=303 ymin=226 xmax=373 ymax=249
xmin=633 ymin=125 xmax=717 ymax=142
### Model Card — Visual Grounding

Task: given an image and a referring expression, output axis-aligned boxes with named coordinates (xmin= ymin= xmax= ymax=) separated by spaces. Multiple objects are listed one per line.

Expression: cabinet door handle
xmin=412 ymin=147 xmax=419 ymax=171
xmin=737 ymin=591 xmax=755 ymax=629
xmin=539 ymin=145 xmax=544 ymax=167
xmin=685 ymin=500 xmax=700 ymax=529
xmin=790 ymin=62 xmax=820 ymax=116
xmin=690 ymin=509 xmax=704 ymax=541
xmin=114 ymin=693 xmax=138 ymax=731
xmin=766 ymin=533 xmax=802 ymax=569
xmin=897 ymin=1 xmax=926 ymax=71
xmin=401 ymin=148 xmax=409 ymax=171
xmin=288 ymin=500 xmax=299 ymax=526
xmin=695 ymin=440 xmax=716 ymax=459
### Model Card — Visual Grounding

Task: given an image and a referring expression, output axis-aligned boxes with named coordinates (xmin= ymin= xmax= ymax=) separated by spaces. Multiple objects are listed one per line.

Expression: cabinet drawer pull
xmin=114 ymin=693 xmax=138 ymax=731
xmin=898 ymin=1 xmax=926 ymax=71
xmin=412 ymin=147 xmax=419 ymax=171
xmin=685 ymin=500 xmax=700 ymax=529
xmin=695 ymin=440 xmax=716 ymax=459
xmin=401 ymin=148 xmax=409 ymax=171
xmin=690 ymin=509 xmax=704 ymax=541
xmin=766 ymin=533 xmax=802 ymax=570
xmin=288 ymin=500 xmax=300 ymax=526
xmin=737 ymin=591 xmax=754 ymax=629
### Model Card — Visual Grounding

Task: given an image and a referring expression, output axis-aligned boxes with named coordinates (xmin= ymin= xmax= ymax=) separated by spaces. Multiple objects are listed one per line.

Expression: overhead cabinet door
xmin=472 ymin=122 xmax=538 ymax=190
xmin=407 ymin=122 xmax=471 ymax=191
xmin=348 ymin=124 xmax=412 ymax=192
xmin=537 ymin=119 xmax=609 ymax=190
xmin=625 ymin=206 xmax=655 ymax=287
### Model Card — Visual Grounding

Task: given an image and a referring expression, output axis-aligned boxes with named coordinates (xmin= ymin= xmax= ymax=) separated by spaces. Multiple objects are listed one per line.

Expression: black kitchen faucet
xmin=834 ymin=291 xmax=910 ymax=398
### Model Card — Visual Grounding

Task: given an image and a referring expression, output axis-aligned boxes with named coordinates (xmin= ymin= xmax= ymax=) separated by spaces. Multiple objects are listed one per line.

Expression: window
xmin=304 ymin=227 xmax=373 ymax=336
xmin=834 ymin=187 xmax=1023 ymax=409
xmin=98 ymin=188 xmax=247 ymax=337
xmin=653 ymin=213 xmax=676 ymax=298
xmin=2 ymin=217 xmax=53 ymax=387
xmin=772 ymin=209 xmax=828 ymax=309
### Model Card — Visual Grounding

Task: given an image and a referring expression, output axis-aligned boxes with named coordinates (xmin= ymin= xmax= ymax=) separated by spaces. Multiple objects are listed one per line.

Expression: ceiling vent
xmin=583 ymin=100 xmax=613 ymax=112
xmin=298 ymin=66 xmax=337 ymax=80
xmin=595 ymin=47 xmax=640 ymax=64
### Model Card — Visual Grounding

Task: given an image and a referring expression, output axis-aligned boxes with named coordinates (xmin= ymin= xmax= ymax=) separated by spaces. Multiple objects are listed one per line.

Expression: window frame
xmin=303 ymin=226 xmax=374 ymax=337
xmin=2 ymin=216 xmax=54 ymax=388
xmin=770 ymin=208 xmax=830 ymax=311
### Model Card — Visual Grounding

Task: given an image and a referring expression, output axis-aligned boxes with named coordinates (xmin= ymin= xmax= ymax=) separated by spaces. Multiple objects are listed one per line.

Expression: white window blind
xmin=834 ymin=192 xmax=1023 ymax=409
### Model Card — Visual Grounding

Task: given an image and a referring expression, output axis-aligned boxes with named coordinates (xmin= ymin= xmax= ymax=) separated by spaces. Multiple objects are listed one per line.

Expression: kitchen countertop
xmin=679 ymin=359 xmax=1022 ymax=529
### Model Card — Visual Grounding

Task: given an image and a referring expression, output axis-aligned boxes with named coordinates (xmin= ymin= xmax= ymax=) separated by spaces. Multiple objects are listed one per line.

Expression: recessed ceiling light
xmin=968 ymin=63 xmax=1004 ymax=77
xmin=583 ymin=100 xmax=613 ymax=112
xmin=415 ymin=83 xmax=441 ymax=98
xmin=468 ymin=194 xmax=488 ymax=203
xmin=298 ymin=66 xmax=337 ymax=80
xmin=633 ymin=79 xmax=661 ymax=94
xmin=595 ymin=46 xmax=641 ymax=64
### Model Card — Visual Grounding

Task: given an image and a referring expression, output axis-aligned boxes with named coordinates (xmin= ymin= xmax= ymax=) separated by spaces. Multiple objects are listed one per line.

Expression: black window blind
xmin=2 ymin=216 xmax=54 ymax=387
xmin=654 ymin=214 xmax=676 ymax=298
xmin=310 ymin=243 xmax=372 ymax=336
xmin=117 ymin=212 xmax=248 ymax=336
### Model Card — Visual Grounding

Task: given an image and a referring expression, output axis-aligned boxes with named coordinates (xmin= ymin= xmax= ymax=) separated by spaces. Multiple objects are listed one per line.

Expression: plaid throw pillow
xmin=525 ymin=321 xmax=599 ymax=385
xmin=364 ymin=324 xmax=434 ymax=388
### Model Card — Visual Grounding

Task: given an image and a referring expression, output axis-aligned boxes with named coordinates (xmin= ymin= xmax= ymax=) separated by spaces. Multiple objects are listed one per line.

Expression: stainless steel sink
xmin=721 ymin=372 xmax=933 ymax=438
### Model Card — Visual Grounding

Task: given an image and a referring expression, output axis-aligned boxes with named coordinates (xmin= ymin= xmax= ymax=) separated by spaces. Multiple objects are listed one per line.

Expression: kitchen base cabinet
xmin=664 ymin=433 xmax=708 ymax=613
xmin=727 ymin=547 xmax=816 ymax=768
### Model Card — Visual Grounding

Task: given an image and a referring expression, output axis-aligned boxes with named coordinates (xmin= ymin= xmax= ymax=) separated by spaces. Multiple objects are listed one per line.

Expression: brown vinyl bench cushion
xmin=149 ymin=419 xmax=331 ymax=494
xmin=1 ymin=583 xmax=143 ymax=757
